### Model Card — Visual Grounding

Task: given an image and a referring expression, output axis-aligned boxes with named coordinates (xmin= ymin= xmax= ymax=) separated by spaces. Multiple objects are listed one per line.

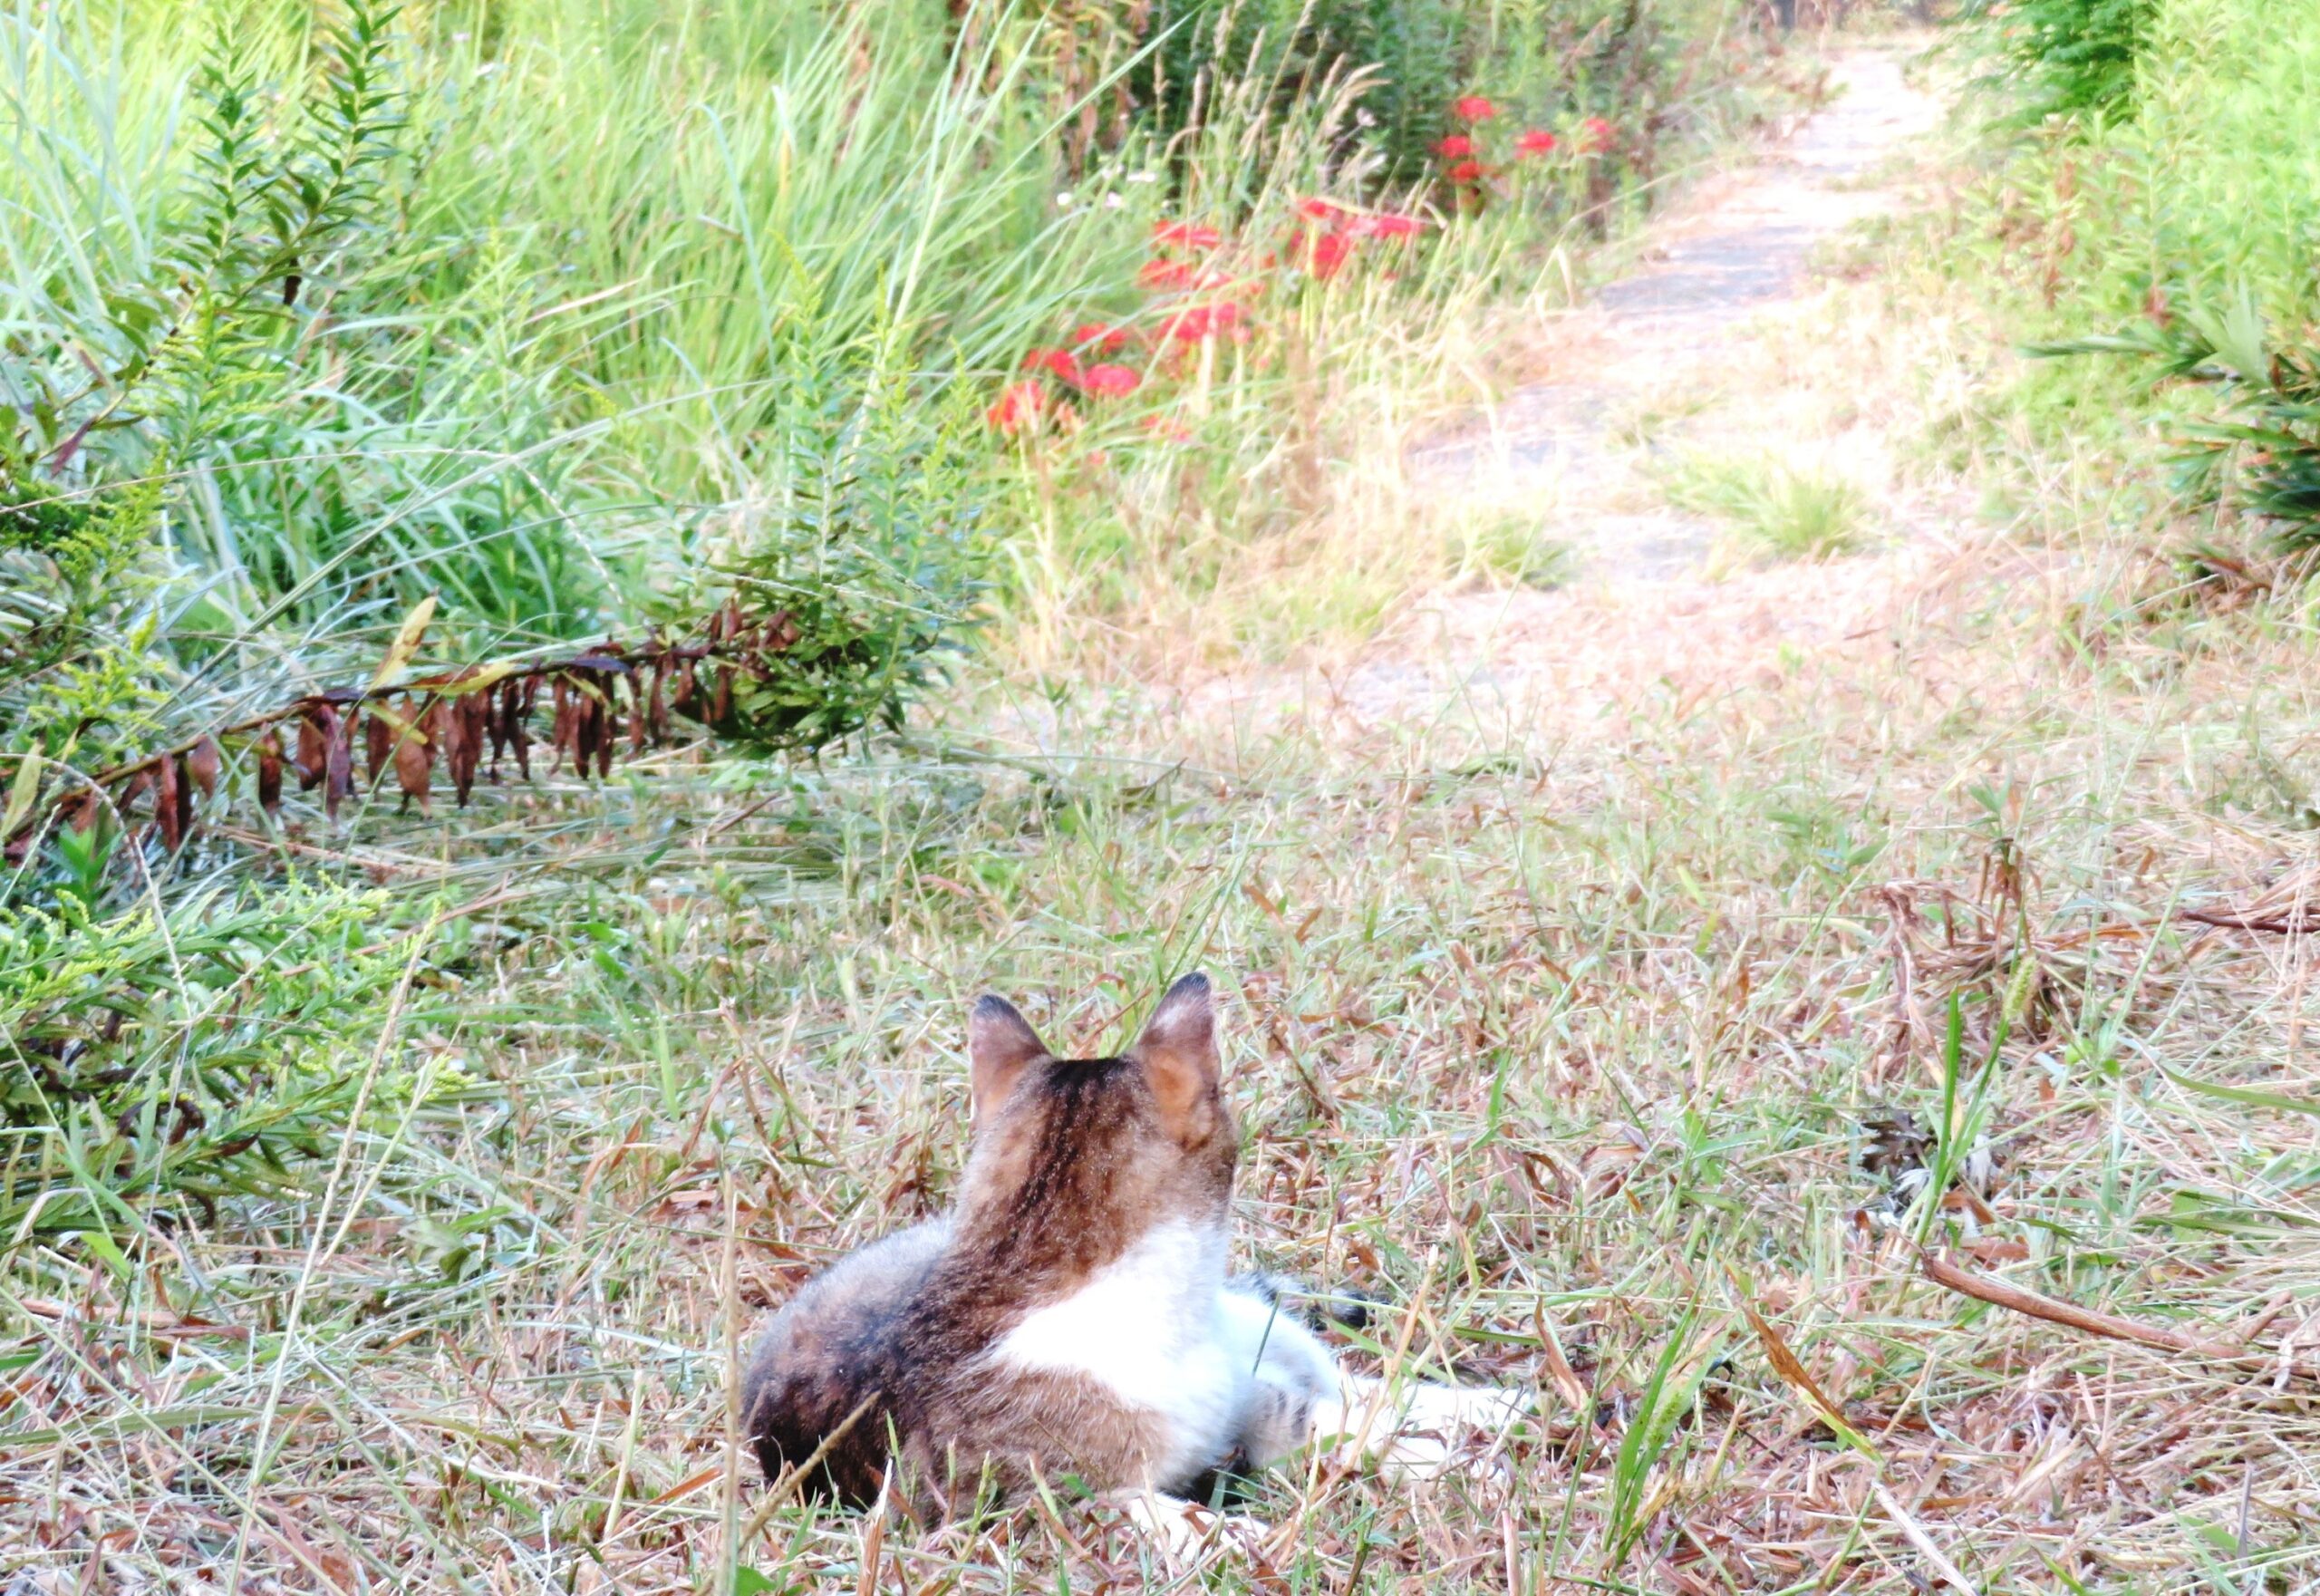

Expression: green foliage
xmin=0 ymin=479 xmax=178 ymax=775
xmin=1133 ymin=0 xmax=1739 ymax=184
xmin=1937 ymin=0 xmax=2320 ymax=543
xmin=1446 ymin=508 xmax=1571 ymax=587
xmin=1664 ymin=453 xmax=1867 ymax=562
xmin=2040 ymin=296 xmax=2320 ymax=548
xmin=709 ymin=348 xmax=987 ymax=751
xmin=1958 ymin=0 xmax=2156 ymax=125
xmin=0 ymin=0 xmax=550 ymax=633
xmin=1962 ymin=0 xmax=2320 ymax=331
xmin=0 ymin=879 xmax=437 ymax=1243
xmin=1136 ymin=0 xmax=1470 ymax=177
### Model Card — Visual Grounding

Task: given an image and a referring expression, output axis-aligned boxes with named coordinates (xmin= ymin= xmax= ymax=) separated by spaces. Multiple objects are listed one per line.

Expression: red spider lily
xmin=1079 ymin=363 xmax=1142 ymax=397
xmin=1435 ymin=133 xmax=1475 ymax=159
xmin=1451 ymin=95 xmax=1497 ymax=122
xmin=1348 ymin=211 xmax=1425 ymax=240
xmin=1296 ymin=197 xmax=1356 ymax=228
xmin=1294 ymin=230 xmax=1356 ymax=280
xmin=985 ymin=380 xmax=1046 ymax=433
xmin=1158 ymin=301 xmax=1248 ymax=343
xmin=1515 ymin=128 xmax=1558 ymax=158
xmin=1580 ymin=116 xmax=1613 ymax=153
xmin=1070 ymin=322 xmax=1133 ymax=354
xmin=1021 ymin=346 xmax=1083 ymax=384
xmin=1138 ymin=257 xmax=1199 ymax=292
xmin=1150 ymin=218 xmax=1223 ymax=250
xmin=1448 ymin=159 xmax=1487 ymax=185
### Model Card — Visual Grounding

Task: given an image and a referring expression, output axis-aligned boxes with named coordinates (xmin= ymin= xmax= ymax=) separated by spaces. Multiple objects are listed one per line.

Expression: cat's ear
xmin=969 ymin=994 xmax=1049 ymax=1131
xmin=1131 ymin=973 xmax=1221 ymax=1143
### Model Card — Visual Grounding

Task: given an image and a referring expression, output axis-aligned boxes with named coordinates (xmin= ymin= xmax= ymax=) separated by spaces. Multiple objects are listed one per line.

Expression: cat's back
xmin=741 ymin=1216 xmax=952 ymax=1499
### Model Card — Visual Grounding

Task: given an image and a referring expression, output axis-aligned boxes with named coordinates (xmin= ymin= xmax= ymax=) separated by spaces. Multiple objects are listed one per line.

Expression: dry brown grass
xmin=11 ymin=34 xmax=2320 ymax=1596
xmin=14 ymin=509 xmax=2320 ymax=1591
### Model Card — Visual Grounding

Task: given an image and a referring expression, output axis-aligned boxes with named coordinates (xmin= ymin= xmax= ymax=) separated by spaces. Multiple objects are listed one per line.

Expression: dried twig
xmin=2180 ymin=905 xmax=2320 ymax=936
xmin=1917 ymin=1249 xmax=2275 ymax=1370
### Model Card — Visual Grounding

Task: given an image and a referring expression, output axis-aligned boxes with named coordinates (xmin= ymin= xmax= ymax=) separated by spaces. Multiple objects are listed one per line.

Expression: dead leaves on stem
xmin=7 ymin=597 xmax=807 ymax=863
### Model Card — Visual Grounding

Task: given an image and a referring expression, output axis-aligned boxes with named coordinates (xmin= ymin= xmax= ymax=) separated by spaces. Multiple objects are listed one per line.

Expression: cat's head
xmin=953 ymin=974 xmax=1236 ymax=1260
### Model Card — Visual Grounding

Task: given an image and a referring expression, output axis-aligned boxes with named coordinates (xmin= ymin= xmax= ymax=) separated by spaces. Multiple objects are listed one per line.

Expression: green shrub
xmin=0 ymin=882 xmax=440 ymax=1243
xmin=2041 ymin=295 xmax=2320 ymax=550
xmin=1939 ymin=0 xmax=2320 ymax=477
xmin=699 ymin=347 xmax=988 ymax=751
xmin=1958 ymin=0 xmax=2157 ymax=125
xmin=0 ymin=0 xmax=605 ymax=636
xmin=1664 ymin=453 xmax=1869 ymax=563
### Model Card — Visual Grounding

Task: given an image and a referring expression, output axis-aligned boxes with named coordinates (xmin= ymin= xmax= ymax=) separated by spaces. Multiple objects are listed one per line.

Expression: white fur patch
xmin=988 ymin=1219 xmax=1245 ymax=1487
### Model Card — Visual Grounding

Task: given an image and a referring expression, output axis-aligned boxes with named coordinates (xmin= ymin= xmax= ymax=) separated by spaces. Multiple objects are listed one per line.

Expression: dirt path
xmin=1190 ymin=44 xmax=1954 ymax=741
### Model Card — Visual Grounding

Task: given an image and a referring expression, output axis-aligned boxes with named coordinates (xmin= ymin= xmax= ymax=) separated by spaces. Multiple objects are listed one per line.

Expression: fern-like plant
xmin=3 ymin=2 xmax=406 ymax=503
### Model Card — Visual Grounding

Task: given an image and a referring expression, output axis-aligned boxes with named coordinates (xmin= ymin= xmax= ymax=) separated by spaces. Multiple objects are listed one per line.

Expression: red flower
xmin=1021 ymin=346 xmax=1082 ymax=384
xmin=1448 ymin=159 xmax=1487 ymax=185
xmin=1349 ymin=211 xmax=1426 ymax=240
xmin=1151 ymin=218 xmax=1223 ymax=250
xmin=1139 ymin=257 xmax=1198 ymax=291
xmin=1296 ymin=197 xmax=1355 ymax=228
xmin=1300 ymin=231 xmax=1356 ymax=280
xmin=985 ymin=380 xmax=1046 ymax=433
xmin=1158 ymin=301 xmax=1248 ymax=343
xmin=1515 ymin=128 xmax=1558 ymax=158
xmin=1451 ymin=95 xmax=1497 ymax=122
xmin=1581 ymin=116 xmax=1613 ymax=153
xmin=1435 ymin=133 xmax=1475 ymax=159
xmin=1070 ymin=322 xmax=1132 ymax=354
xmin=1080 ymin=363 xmax=1141 ymax=397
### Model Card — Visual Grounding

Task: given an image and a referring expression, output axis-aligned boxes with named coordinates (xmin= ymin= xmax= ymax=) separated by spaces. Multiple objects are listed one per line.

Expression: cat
xmin=738 ymin=973 xmax=1527 ymax=1546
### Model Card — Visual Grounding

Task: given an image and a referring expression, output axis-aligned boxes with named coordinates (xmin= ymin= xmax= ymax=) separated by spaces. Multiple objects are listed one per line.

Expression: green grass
xmin=1446 ymin=506 xmax=1574 ymax=588
xmin=50 ymin=8 xmax=2320 ymax=1595
xmin=1940 ymin=0 xmax=2320 ymax=467
xmin=1662 ymin=451 xmax=1870 ymax=563
xmin=12 ymin=532 xmax=2320 ymax=1589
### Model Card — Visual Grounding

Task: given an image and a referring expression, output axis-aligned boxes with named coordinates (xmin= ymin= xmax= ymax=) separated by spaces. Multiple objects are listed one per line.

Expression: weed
xmin=1446 ymin=508 xmax=1574 ymax=588
xmin=1662 ymin=451 xmax=1869 ymax=562
xmin=2040 ymin=292 xmax=2320 ymax=550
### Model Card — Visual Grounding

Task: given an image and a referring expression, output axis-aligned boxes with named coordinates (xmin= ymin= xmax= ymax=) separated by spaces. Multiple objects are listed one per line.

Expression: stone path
xmin=1191 ymin=44 xmax=1955 ymax=739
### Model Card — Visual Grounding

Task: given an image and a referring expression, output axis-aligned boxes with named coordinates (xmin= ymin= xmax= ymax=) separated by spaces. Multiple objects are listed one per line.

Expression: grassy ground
xmin=10 ymin=15 xmax=2320 ymax=1596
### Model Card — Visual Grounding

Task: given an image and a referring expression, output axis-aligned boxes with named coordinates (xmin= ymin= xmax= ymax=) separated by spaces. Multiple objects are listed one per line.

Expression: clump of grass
xmin=1606 ymin=385 xmax=1722 ymax=450
xmin=1445 ymin=507 xmax=1572 ymax=588
xmin=1663 ymin=451 xmax=1869 ymax=563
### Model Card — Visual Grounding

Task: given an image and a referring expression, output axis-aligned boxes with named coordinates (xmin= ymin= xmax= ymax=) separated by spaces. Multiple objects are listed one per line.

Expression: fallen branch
xmin=2180 ymin=905 xmax=2320 ymax=936
xmin=1917 ymin=1248 xmax=2274 ymax=1370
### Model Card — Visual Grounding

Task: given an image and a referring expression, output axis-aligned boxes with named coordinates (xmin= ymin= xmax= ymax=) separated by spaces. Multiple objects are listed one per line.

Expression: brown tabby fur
xmin=739 ymin=975 xmax=1233 ymax=1514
